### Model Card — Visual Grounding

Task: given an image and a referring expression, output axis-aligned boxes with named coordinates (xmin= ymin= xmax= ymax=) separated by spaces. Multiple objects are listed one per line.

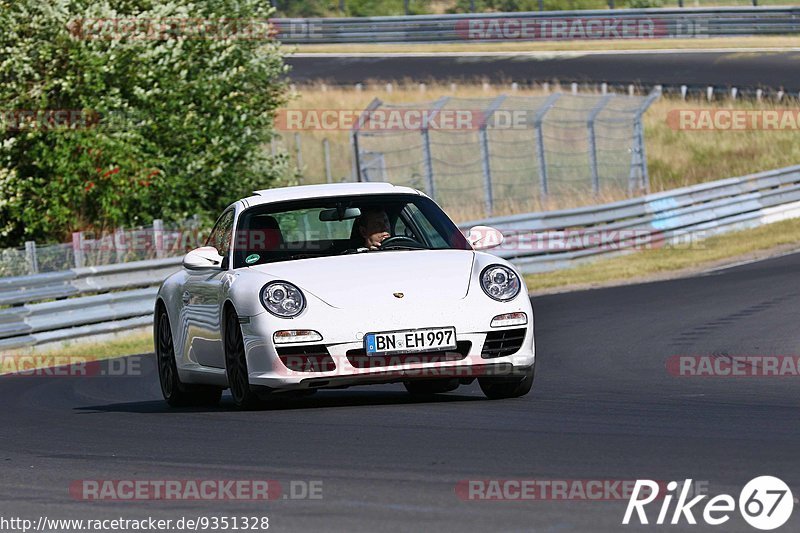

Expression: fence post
xmin=72 ymin=232 xmax=84 ymax=268
xmin=421 ymin=129 xmax=435 ymax=197
xmin=153 ymin=219 xmax=165 ymax=259
xmin=294 ymin=132 xmax=304 ymax=183
xmin=25 ymin=241 xmax=38 ymax=274
xmin=478 ymin=95 xmax=508 ymax=218
xmin=351 ymin=133 xmax=362 ymax=182
xmin=478 ymin=129 xmax=494 ymax=217
xmin=533 ymin=93 xmax=561 ymax=198
xmin=323 ymin=138 xmax=333 ymax=184
xmin=629 ymin=88 xmax=661 ymax=195
xmin=420 ymin=97 xmax=449 ymax=199
xmin=351 ymin=98 xmax=382 ymax=183
xmin=587 ymin=94 xmax=613 ymax=197
xmin=351 ymin=131 xmax=362 ymax=182
xmin=629 ymin=121 xmax=643 ymax=196
xmin=114 ymin=226 xmax=126 ymax=263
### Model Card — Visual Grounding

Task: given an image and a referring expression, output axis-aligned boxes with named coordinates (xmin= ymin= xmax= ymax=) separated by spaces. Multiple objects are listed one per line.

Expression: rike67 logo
xmin=623 ymin=477 xmax=794 ymax=530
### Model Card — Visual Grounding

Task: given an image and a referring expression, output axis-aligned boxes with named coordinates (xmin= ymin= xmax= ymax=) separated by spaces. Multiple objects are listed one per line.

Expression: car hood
xmin=249 ymin=249 xmax=475 ymax=309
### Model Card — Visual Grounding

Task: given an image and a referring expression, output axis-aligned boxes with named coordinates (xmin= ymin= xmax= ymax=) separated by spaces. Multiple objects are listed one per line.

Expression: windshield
xmin=232 ymin=193 xmax=471 ymax=268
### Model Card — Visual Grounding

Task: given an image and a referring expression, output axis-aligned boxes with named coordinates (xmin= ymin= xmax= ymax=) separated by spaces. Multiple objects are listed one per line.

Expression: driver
xmin=357 ymin=207 xmax=391 ymax=250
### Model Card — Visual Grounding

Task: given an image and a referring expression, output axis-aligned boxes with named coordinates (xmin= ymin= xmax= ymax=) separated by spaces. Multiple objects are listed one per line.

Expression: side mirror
xmin=183 ymin=246 xmax=224 ymax=270
xmin=467 ymin=225 xmax=505 ymax=251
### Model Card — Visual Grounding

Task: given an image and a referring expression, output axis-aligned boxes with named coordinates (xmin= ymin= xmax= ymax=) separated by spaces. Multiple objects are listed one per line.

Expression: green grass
xmin=524 ymin=216 xmax=800 ymax=292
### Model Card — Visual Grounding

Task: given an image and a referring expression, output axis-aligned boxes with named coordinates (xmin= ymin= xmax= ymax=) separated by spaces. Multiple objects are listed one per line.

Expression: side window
xmin=405 ymin=203 xmax=449 ymax=248
xmin=393 ymin=213 xmax=416 ymax=239
xmin=206 ymin=210 xmax=235 ymax=257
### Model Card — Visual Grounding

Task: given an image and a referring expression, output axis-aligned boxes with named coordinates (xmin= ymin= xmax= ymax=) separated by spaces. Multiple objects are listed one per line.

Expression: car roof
xmin=243 ymin=182 xmax=423 ymax=207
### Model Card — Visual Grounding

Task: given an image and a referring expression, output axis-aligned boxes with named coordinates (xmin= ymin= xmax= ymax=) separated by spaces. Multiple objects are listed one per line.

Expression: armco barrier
xmin=2 ymin=165 xmax=800 ymax=349
xmin=458 ymin=164 xmax=800 ymax=272
xmin=0 ymin=258 xmax=181 ymax=349
xmin=273 ymin=7 xmax=800 ymax=44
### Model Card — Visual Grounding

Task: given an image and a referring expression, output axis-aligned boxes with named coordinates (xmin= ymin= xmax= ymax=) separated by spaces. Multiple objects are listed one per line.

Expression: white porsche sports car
xmin=155 ymin=183 xmax=535 ymax=408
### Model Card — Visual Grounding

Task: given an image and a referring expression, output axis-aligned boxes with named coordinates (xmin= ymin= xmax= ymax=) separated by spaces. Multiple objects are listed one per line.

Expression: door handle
xmin=182 ymin=291 xmax=191 ymax=304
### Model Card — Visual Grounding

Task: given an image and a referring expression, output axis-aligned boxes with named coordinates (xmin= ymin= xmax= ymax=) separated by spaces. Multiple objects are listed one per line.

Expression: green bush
xmin=0 ymin=0 xmax=290 ymax=247
xmin=272 ymin=0 xmax=431 ymax=17
xmin=344 ymin=0 xmax=430 ymax=16
xmin=448 ymin=1 xmax=616 ymax=13
xmin=273 ymin=0 xmax=339 ymax=17
xmin=627 ymin=0 xmax=664 ymax=7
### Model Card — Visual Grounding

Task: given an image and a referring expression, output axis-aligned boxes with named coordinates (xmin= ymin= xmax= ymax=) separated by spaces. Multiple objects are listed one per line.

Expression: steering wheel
xmin=379 ymin=235 xmax=425 ymax=249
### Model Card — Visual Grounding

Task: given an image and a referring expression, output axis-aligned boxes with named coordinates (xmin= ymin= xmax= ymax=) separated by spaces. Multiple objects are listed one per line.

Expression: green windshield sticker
xmin=245 ymin=253 xmax=260 ymax=264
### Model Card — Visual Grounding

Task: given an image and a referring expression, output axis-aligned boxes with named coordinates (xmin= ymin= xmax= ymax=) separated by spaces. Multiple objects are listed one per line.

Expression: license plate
xmin=364 ymin=327 xmax=457 ymax=356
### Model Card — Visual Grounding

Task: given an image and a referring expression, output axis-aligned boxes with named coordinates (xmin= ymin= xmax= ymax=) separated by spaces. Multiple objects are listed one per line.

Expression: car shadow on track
xmin=74 ymin=389 xmax=486 ymax=414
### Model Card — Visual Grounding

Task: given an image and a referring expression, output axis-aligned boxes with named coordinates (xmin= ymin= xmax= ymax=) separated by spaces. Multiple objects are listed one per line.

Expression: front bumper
xmin=240 ymin=309 xmax=535 ymax=390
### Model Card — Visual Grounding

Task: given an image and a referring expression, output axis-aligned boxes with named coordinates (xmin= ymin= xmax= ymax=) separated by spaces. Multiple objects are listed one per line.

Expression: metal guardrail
xmin=2 ymin=164 xmax=800 ymax=349
xmin=458 ymin=164 xmax=800 ymax=273
xmin=274 ymin=7 xmax=800 ymax=44
xmin=0 ymin=258 xmax=182 ymax=349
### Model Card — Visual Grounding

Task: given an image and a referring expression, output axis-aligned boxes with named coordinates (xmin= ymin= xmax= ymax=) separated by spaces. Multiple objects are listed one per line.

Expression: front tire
xmin=224 ymin=310 xmax=262 ymax=409
xmin=479 ymin=365 xmax=534 ymax=400
xmin=156 ymin=308 xmax=222 ymax=407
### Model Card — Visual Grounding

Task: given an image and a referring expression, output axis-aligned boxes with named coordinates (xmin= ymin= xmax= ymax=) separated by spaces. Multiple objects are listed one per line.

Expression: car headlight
xmin=260 ymin=281 xmax=305 ymax=318
xmin=480 ymin=265 xmax=521 ymax=301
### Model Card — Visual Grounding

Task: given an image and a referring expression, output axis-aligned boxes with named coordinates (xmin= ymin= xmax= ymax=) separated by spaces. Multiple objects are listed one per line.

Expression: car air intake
xmin=481 ymin=328 xmax=526 ymax=359
xmin=277 ymin=345 xmax=335 ymax=372
xmin=346 ymin=341 xmax=471 ymax=369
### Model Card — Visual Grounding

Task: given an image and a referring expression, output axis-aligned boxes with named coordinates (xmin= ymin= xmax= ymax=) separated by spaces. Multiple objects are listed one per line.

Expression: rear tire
xmin=479 ymin=365 xmax=534 ymax=400
xmin=224 ymin=310 xmax=262 ymax=410
xmin=404 ymin=378 xmax=460 ymax=395
xmin=156 ymin=308 xmax=222 ymax=407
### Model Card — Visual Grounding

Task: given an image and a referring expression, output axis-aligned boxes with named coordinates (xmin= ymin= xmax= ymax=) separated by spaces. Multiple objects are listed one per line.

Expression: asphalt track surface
xmin=1 ymin=251 xmax=799 ymax=532
xmin=287 ymin=50 xmax=800 ymax=92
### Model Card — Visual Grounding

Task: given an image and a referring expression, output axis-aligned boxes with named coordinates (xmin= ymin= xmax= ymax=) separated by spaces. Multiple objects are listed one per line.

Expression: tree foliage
xmin=0 ymin=0 xmax=290 ymax=246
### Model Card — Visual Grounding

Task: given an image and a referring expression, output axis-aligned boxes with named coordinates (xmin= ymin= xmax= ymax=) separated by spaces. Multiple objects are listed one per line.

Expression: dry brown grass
xmin=295 ymin=35 xmax=800 ymax=54
xmin=524 ymin=216 xmax=800 ymax=292
xmin=276 ymin=81 xmax=800 ymax=222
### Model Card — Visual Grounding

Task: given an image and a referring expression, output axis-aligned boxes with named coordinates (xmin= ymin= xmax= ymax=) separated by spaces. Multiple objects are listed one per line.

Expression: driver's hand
xmin=368 ymin=232 xmax=390 ymax=250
